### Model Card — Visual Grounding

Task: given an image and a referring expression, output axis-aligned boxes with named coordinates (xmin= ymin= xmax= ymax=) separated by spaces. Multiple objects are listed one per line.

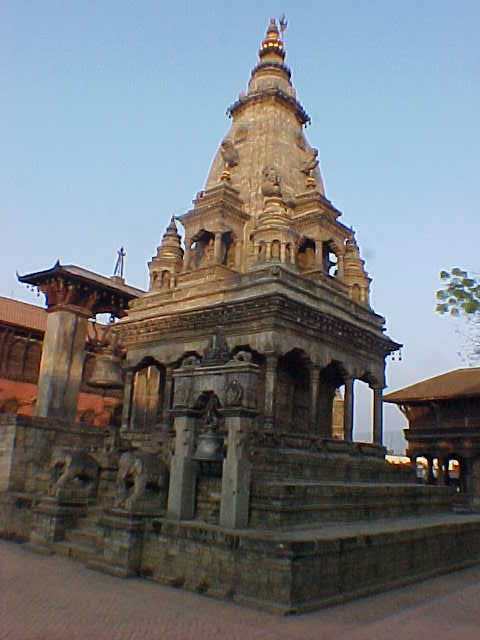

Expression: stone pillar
xmin=220 ymin=410 xmax=255 ymax=529
xmin=280 ymin=242 xmax=286 ymax=263
xmin=343 ymin=376 xmax=354 ymax=441
xmin=163 ymin=366 xmax=174 ymax=426
xmin=234 ymin=241 xmax=243 ymax=270
xmin=471 ymin=458 xmax=480 ymax=509
xmin=183 ymin=238 xmax=191 ymax=271
xmin=213 ymin=232 xmax=223 ymax=264
xmin=337 ymin=253 xmax=345 ymax=279
xmin=167 ymin=413 xmax=198 ymax=520
xmin=437 ymin=458 xmax=446 ymax=485
xmin=310 ymin=365 xmax=321 ymax=432
xmin=35 ymin=309 xmax=89 ymax=422
xmin=372 ymin=386 xmax=383 ymax=445
xmin=264 ymin=353 xmax=278 ymax=430
xmin=315 ymin=241 xmax=323 ymax=270
xmin=120 ymin=369 xmax=134 ymax=432
xmin=290 ymin=245 xmax=296 ymax=265
xmin=442 ymin=457 xmax=450 ymax=485
xmin=265 ymin=243 xmax=272 ymax=260
xmin=426 ymin=455 xmax=435 ymax=484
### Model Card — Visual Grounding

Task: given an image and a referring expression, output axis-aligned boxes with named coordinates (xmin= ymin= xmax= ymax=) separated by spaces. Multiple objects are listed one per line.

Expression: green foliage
xmin=436 ymin=268 xmax=480 ymax=316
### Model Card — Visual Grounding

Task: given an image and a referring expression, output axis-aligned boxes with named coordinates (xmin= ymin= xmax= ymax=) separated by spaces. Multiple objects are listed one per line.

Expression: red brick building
xmin=0 ymin=295 xmax=122 ymax=426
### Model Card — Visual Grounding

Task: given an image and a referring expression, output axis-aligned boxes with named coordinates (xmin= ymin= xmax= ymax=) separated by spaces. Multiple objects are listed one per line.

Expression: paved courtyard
xmin=1 ymin=539 xmax=480 ymax=640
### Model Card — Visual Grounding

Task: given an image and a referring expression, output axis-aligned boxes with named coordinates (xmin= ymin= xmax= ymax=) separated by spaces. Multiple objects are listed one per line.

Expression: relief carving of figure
xmin=203 ymin=394 xmax=221 ymax=430
xmin=233 ymin=350 xmax=252 ymax=363
xmin=301 ymin=148 xmax=319 ymax=175
xmin=173 ymin=377 xmax=193 ymax=408
xmin=221 ymin=139 xmax=239 ymax=168
xmin=262 ymin=165 xmax=282 ymax=197
xmin=225 ymin=379 xmax=243 ymax=407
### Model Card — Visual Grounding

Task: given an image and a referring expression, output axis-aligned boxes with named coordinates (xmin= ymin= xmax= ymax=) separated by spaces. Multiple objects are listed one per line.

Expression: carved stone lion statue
xmin=114 ymin=451 xmax=169 ymax=511
xmin=49 ymin=448 xmax=99 ymax=500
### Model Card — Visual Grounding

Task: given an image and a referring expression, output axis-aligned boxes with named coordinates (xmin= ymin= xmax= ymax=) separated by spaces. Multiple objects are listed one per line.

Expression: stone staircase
xmin=54 ymin=504 xmax=103 ymax=563
xmin=250 ymin=480 xmax=455 ymax=529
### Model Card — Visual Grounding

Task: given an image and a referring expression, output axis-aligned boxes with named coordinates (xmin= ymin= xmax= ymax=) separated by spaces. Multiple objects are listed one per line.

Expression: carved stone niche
xmin=171 ymin=354 xmax=259 ymax=413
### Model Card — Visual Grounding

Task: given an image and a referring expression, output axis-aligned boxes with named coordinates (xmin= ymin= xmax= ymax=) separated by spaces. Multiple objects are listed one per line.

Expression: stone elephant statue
xmin=114 ymin=451 xmax=169 ymax=511
xmin=49 ymin=448 xmax=99 ymax=500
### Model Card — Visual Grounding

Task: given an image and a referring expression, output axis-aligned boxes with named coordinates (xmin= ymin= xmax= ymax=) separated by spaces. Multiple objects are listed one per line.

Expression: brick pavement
xmin=1 ymin=539 xmax=480 ymax=640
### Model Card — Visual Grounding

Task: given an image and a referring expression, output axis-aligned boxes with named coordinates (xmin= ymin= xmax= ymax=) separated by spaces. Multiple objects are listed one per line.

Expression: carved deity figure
xmin=221 ymin=139 xmax=239 ymax=168
xmin=262 ymin=165 xmax=282 ymax=197
xmin=301 ymin=148 xmax=319 ymax=175
xmin=225 ymin=379 xmax=243 ymax=407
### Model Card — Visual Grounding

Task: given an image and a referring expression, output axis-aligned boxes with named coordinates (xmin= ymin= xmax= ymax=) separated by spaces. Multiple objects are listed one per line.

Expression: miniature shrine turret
xmin=148 ymin=217 xmax=184 ymax=291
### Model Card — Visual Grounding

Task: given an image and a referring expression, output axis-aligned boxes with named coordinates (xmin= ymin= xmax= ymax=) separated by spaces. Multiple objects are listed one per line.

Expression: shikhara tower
xmin=120 ymin=18 xmax=397 ymax=440
xmin=8 ymin=19 xmax=477 ymax=615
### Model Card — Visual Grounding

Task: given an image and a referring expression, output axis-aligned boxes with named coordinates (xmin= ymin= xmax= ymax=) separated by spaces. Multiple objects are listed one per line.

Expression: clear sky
xmin=2 ymin=1 xmax=479 ymax=452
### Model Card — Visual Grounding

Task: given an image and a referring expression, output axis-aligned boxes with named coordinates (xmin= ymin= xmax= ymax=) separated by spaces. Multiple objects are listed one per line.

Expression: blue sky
xmin=2 ymin=1 xmax=479 ymax=451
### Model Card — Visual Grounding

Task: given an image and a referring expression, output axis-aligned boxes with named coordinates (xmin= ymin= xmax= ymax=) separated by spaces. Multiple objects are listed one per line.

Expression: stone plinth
xmin=89 ymin=510 xmax=146 ymax=577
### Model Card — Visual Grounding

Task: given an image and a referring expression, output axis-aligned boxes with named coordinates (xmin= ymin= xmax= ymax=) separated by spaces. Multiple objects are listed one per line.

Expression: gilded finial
xmin=259 ymin=18 xmax=285 ymax=60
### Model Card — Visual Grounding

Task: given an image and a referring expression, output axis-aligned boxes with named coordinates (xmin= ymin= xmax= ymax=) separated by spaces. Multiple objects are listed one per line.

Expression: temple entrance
xmin=275 ymin=351 xmax=310 ymax=433
xmin=130 ymin=359 xmax=166 ymax=431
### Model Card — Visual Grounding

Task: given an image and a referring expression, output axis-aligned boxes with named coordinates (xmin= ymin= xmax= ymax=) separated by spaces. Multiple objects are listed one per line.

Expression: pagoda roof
xmin=18 ymin=262 xmax=143 ymax=298
xmin=384 ymin=368 xmax=480 ymax=404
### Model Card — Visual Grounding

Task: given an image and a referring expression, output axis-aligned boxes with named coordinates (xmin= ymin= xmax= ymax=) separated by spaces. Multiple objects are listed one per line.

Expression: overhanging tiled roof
xmin=384 ymin=368 xmax=480 ymax=403
xmin=0 ymin=296 xmax=46 ymax=332
xmin=18 ymin=263 xmax=144 ymax=298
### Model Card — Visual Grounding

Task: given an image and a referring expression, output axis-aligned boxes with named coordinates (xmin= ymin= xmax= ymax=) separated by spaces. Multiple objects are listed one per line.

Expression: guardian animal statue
xmin=49 ymin=448 xmax=99 ymax=501
xmin=114 ymin=451 xmax=169 ymax=511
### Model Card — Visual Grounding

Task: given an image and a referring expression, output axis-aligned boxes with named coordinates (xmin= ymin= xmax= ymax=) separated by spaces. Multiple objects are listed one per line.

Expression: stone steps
xmin=250 ymin=480 xmax=454 ymax=528
xmin=54 ymin=540 xmax=98 ymax=563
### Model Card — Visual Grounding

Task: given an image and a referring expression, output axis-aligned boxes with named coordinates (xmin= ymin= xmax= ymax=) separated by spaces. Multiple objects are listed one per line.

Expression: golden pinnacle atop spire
xmin=259 ymin=18 xmax=285 ymax=61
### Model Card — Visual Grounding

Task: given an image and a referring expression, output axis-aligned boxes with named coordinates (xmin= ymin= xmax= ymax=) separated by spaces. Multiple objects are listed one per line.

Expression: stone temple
xmin=2 ymin=19 xmax=480 ymax=613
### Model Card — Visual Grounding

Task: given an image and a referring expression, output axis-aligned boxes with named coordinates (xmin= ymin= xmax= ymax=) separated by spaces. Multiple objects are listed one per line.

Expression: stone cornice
xmin=227 ymin=88 xmax=311 ymax=126
xmin=118 ymin=292 xmax=399 ymax=358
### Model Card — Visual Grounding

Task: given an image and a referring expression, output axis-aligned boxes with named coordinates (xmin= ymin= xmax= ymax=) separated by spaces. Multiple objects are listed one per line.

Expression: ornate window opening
xmin=297 ymin=237 xmax=316 ymax=271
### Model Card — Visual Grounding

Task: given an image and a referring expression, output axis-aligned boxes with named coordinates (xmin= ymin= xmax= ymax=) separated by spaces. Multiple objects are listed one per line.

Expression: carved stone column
xmin=280 ymin=242 xmax=286 ymax=263
xmin=234 ymin=241 xmax=243 ymax=270
xmin=35 ymin=309 xmax=89 ymax=422
xmin=337 ymin=252 xmax=345 ymax=279
xmin=264 ymin=353 xmax=278 ymax=430
xmin=120 ymin=369 xmax=134 ymax=432
xmin=220 ymin=408 xmax=256 ymax=529
xmin=162 ymin=365 xmax=174 ymax=427
xmin=315 ymin=241 xmax=323 ymax=270
xmin=183 ymin=237 xmax=191 ymax=271
xmin=343 ymin=376 xmax=355 ymax=441
xmin=310 ymin=365 xmax=321 ymax=432
xmin=167 ymin=411 xmax=198 ymax=520
xmin=426 ymin=455 xmax=435 ymax=484
xmin=213 ymin=232 xmax=223 ymax=264
xmin=372 ymin=386 xmax=383 ymax=445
